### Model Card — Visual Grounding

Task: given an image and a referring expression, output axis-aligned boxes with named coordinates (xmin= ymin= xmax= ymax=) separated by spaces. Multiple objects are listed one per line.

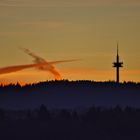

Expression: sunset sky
xmin=0 ymin=0 xmax=140 ymax=84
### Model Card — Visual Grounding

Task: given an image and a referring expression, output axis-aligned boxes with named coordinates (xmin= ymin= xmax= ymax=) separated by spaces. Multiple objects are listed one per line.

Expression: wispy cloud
xmin=20 ymin=48 xmax=62 ymax=80
xmin=21 ymin=48 xmax=80 ymax=80
xmin=0 ymin=62 xmax=63 ymax=80
xmin=0 ymin=47 xmax=79 ymax=81
xmin=0 ymin=63 xmax=42 ymax=75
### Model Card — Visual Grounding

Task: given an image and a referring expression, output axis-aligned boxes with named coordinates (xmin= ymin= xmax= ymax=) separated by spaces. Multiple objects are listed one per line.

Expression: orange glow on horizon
xmin=0 ymin=68 xmax=140 ymax=85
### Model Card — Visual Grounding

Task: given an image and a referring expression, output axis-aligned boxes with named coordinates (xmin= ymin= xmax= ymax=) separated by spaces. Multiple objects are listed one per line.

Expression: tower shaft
xmin=116 ymin=67 xmax=119 ymax=83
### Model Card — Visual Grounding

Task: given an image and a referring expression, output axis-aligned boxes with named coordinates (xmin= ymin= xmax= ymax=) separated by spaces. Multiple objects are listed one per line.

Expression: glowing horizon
xmin=0 ymin=68 xmax=140 ymax=85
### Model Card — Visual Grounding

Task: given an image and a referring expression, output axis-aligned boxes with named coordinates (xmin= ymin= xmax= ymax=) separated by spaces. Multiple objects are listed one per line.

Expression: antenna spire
xmin=117 ymin=42 xmax=119 ymax=56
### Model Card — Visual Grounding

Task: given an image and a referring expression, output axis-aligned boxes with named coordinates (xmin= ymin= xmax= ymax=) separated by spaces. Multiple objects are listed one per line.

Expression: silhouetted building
xmin=113 ymin=43 xmax=123 ymax=83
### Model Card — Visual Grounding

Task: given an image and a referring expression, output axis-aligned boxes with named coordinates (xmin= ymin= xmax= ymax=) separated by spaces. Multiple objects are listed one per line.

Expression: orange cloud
xmin=0 ymin=64 xmax=37 ymax=75
xmin=21 ymin=48 xmax=79 ymax=80
xmin=0 ymin=63 xmax=62 ymax=81
xmin=0 ymin=47 xmax=79 ymax=81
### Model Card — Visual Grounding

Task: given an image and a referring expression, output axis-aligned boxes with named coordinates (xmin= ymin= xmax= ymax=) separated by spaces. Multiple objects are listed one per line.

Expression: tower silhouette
xmin=113 ymin=43 xmax=123 ymax=83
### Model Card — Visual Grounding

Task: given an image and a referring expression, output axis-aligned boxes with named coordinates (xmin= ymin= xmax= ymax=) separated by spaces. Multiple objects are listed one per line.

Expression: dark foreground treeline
xmin=0 ymin=80 xmax=140 ymax=94
xmin=0 ymin=105 xmax=140 ymax=140
xmin=0 ymin=80 xmax=140 ymax=109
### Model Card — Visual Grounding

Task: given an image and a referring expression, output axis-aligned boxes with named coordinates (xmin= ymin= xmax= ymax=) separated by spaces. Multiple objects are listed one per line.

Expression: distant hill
xmin=0 ymin=80 xmax=140 ymax=109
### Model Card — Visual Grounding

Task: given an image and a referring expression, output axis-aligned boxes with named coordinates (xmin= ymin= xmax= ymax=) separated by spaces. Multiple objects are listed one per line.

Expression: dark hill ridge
xmin=0 ymin=80 xmax=140 ymax=109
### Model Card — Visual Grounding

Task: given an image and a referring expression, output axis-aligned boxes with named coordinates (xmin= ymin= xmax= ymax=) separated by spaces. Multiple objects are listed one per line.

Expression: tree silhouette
xmin=38 ymin=104 xmax=51 ymax=121
xmin=0 ymin=108 xmax=5 ymax=120
xmin=59 ymin=109 xmax=71 ymax=120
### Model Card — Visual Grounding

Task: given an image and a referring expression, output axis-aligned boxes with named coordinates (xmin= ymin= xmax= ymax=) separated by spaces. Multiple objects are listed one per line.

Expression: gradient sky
xmin=0 ymin=0 xmax=140 ymax=84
